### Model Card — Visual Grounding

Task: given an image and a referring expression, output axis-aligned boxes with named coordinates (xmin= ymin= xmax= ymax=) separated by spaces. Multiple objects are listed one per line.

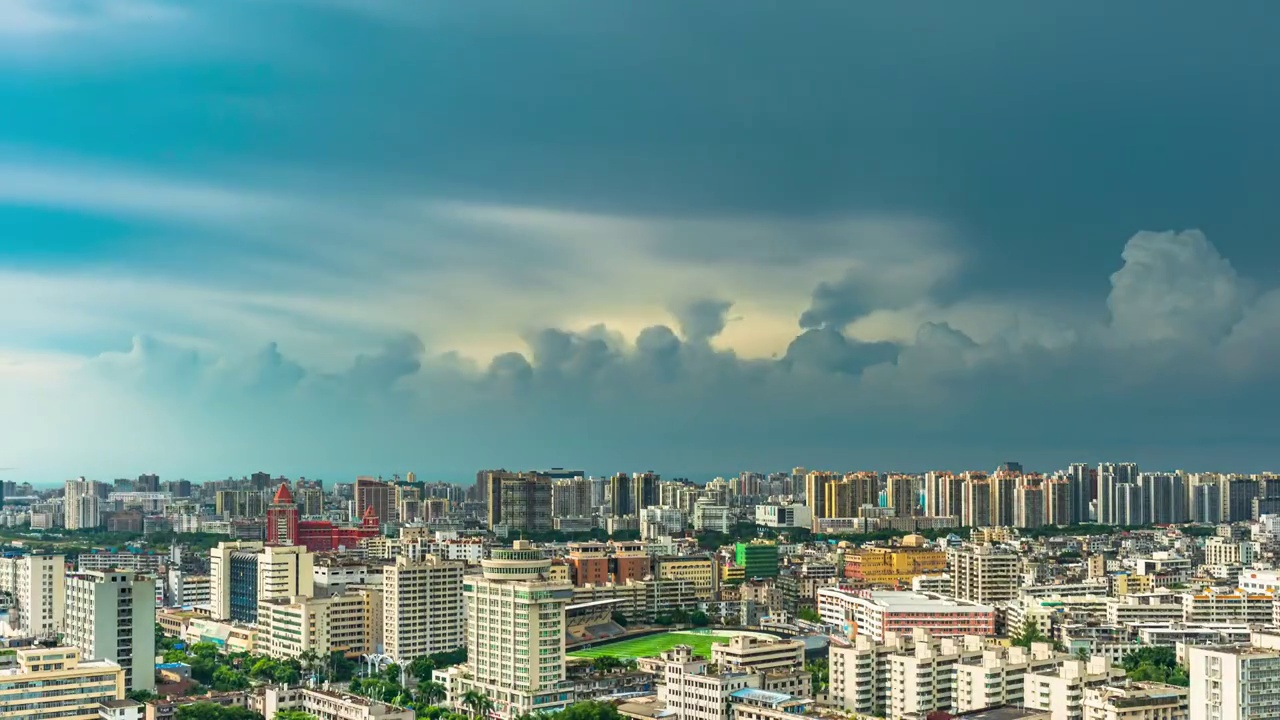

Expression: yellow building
xmin=0 ymin=647 xmax=123 ymax=720
xmin=1113 ymin=573 xmax=1154 ymax=596
xmin=656 ymin=557 xmax=719 ymax=600
xmin=842 ymin=535 xmax=946 ymax=588
xmin=722 ymin=564 xmax=746 ymax=583
xmin=255 ymin=593 xmax=372 ymax=660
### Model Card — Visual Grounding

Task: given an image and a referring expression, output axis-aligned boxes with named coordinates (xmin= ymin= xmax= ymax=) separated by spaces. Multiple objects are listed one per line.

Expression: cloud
xmin=672 ymin=299 xmax=732 ymax=343
xmin=6 ymin=225 xmax=1274 ymax=483
xmin=0 ymin=0 xmax=182 ymax=39
xmin=1107 ymin=229 xmax=1249 ymax=345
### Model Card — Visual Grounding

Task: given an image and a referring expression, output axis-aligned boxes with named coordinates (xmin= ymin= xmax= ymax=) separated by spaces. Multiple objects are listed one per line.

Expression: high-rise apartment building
xmin=15 ymin=553 xmax=65 ymax=638
xmin=383 ymin=546 xmax=465 ymax=662
xmin=1068 ymin=462 xmax=1092 ymax=523
xmin=948 ymin=544 xmax=1019 ymax=604
xmin=355 ymin=477 xmax=395 ymax=527
xmin=496 ymin=474 xmax=553 ymax=535
xmin=0 ymin=647 xmax=124 ymax=720
xmin=886 ymin=475 xmax=916 ymax=517
xmin=1044 ymin=478 xmax=1072 ymax=526
xmin=989 ymin=473 xmax=1017 ymax=527
xmin=441 ymin=540 xmax=574 ymax=718
xmin=65 ymin=478 xmax=103 ymax=530
xmin=608 ymin=472 xmax=633 ymax=517
xmin=1015 ymin=483 xmax=1045 ymax=528
xmin=1188 ymin=641 xmax=1280 ymax=720
xmin=962 ymin=479 xmax=992 ymax=528
xmin=64 ymin=571 xmax=156 ymax=692
xmin=631 ymin=472 xmax=660 ymax=513
xmin=805 ymin=471 xmax=835 ymax=528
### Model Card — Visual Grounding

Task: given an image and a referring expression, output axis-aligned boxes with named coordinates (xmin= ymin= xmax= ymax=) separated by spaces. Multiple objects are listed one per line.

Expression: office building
xmin=209 ymin=542 xmax=313 ymax=622
xmin=496 ymin=474 xmax=553 ymax=536
xmin=439 ymin=540 xmax=574 ymax=719
xmin=842 ymin=535 xmax=947 ymax=589
xmin=817 ymin=589 xmax=996 ymax=641
xmin=15 ymin=552 xmax=65 ymax=638
xmin=64 ymin=571 xmax=156 ymax=692
xmin=735 ymin=541 xmax=780 ymax=580
xmin=383 ymin=546 xmax=465 ymax=662
xmin=0 ymin=647 xmax=124 ymax=720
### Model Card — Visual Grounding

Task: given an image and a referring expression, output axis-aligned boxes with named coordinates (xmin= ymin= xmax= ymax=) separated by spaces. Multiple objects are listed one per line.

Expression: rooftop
xmin=949 ymin=706 xmax=1052 ymax=720
xmin=729 ymin=688 xmax=796 ymax=705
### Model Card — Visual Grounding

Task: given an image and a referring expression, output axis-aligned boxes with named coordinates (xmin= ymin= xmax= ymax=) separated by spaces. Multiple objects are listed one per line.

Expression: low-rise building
xmin=255 ymin=686 xmax=414 ymax=720
xmin=817 ymin=588 xmax=996 ymax=641
xmin=1081 ymin=683 xmax=1187 ymax=720
xmin=0 ymin=647 xmax=124 ymax=720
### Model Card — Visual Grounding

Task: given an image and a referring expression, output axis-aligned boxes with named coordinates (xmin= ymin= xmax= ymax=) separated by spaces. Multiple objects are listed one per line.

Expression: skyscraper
xmin=886 ymin=475 xmax=917 ymax=517
xmin=631 ymin=471 xmax=660 ymax=512
xmin=962 ymin=479 xmax=991 ymax=528
xmin=805 ymin=471 xmax=834 ymax=528
xmin=1014 ymin=483 xmax=1045 ymax=528
xmin=496 ymin=473 xmax=553 ymax=536
xmin=608 ymin=472 xmax=633 ymax=517
xmin=1068 ymin=462 xmax=1091 ymax=523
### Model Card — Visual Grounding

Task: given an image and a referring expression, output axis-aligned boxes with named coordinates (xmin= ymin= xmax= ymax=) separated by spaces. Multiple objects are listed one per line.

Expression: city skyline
xmin=4 ymin=4 xmax=1280 ymax=479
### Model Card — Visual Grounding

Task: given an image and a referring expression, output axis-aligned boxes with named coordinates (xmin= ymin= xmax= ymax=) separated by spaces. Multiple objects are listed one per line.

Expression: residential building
xmin=1188 ymin=642 xmax=1280 ymax=720
xmin=0 ymin=647 xmax=124 ymax=720
xmin=1023 ymin=657 xmax=1129 ymax=720
xmin=64 ymin=571 xmax=156 ymax=692
xmin=754 ymin=504 xmax=813 ymax=529
xmin=1180 ymin=589 xmax=1273 ymax=625
xmin=382 ymin=546 xmax=465 ymax=662
xmin=15 ymin=553 xmax=65 ymax=638
xmin=948 ymin=545 xmax=1020 ymax=605
xmin=65 ymin=478 xmax=103 ymax=530
xmin=255 ymin=592 xmax=369 ymax=660
xmin=354 ymin=477 xmax=395 ymax=527
xmin=1082 ymin=683 xmax=1187 ymax=720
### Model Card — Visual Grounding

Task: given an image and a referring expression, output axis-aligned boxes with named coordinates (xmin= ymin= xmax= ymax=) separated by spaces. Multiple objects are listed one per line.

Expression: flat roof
xmin=729 ymin=688 xmax=795 ymax=704
xmin=953 ymin=706 xmax=1050 ymax=720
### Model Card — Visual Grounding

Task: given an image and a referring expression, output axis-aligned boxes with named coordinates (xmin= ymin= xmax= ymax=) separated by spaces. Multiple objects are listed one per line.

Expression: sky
xmin=2 ymin=1 xmax=1280 ymax=484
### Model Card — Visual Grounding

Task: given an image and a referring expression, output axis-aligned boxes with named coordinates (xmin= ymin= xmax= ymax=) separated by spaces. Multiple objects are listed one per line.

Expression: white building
xmin=711 ymin=635 xmax=805 ymax=674
xmin=754 ymin=504 xmax=813 ymax=529
xmin=640 ymin=506 xmax=688 ymax=540
xmin=816 ymin=588 xmax=996 ymax=642
xmin=256 ymin=685 xmax=414 ymax=720
xmin=1023 ymin=657 xmax=1128 ymax=720
xmin=64 ymin=571 xmax=156 ymax=692
xmin=1083 ymin=683 xmax=1187 ymax=720
xmin=65 ymin=478 xmax=103 ymax=530
xmin=439 ymin=540 xmax=575 ymax=719
xmin=14 ymin=553 xmax=65 ymax=638
xmin=382 ymin=546 xmax=465 ymax=662
xmin=1188 ymin=640 xmax=1280 ymax=720
xmin=693 ymin=500 xmax=732 ymax=532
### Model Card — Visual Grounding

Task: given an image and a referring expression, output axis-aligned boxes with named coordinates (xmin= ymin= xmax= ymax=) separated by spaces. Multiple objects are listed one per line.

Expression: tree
xmin=1010 ymin=619 xmax=1049 ymax=649
xmin=805 ymin=659 xmax=829 ymax=693
xmin=212 ymin=665 xmax=250 ymax=691
xmin=1121 ymin=646 xmax=1189 ymax=687
xmin=176 ymin=703 xmax=264 ymax=720
xmin=796 ymin=607 xmax=822 ymax=623
xmin=275 ymin=713 xmax=318 ymax=720
xmin=690 ymin=610 xmax=709 ymax=628
xmin=273 ymin=663 xmax=301 ymax=685
xmin=461 ymin=690 xmax=494 ymax=719
xmin=409 ymin=656 xmax=437 ymax=684
xmin=591 ymin=656 xmax=622 ymax=674
xmin=128 ymin=689 xmax=157 ymax=702
xmin=610 ymin=612 xmax=629 ymax=627
xmin=417 ymin=681 xmax=446 ymax=706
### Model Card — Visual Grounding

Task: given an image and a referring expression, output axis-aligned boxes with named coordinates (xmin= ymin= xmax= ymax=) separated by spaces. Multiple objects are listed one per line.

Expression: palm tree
xmin=461 ymin=691 xmax=493 ymax=719
xmin=418 ymin=681 xmax=446 ymax=707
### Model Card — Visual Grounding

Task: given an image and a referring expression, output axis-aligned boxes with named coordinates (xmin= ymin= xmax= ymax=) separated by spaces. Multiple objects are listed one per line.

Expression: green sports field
xmin=568 ymin=631 xmax=731 ymax=660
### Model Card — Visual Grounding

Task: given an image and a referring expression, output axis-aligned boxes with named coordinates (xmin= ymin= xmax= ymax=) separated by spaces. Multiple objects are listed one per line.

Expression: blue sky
xmin=2 ymin=1 xmax=1280 ymax=483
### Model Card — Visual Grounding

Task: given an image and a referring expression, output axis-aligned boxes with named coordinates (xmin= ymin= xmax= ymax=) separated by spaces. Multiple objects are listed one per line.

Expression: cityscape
xmin=3 ymin=4 xmax=1278 ymax=720
xmin=0 ymin=464 xmax=1277 ymax=720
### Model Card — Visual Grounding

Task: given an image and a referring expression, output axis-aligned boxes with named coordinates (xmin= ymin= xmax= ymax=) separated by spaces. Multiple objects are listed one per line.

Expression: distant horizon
xmin=9 ymin=459 xmax=1280 ymax=490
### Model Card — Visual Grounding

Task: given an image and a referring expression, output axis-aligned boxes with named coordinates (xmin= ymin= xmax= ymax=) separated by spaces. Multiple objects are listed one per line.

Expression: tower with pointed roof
xmin=267 ymin=482 xmax=299 ymax=545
